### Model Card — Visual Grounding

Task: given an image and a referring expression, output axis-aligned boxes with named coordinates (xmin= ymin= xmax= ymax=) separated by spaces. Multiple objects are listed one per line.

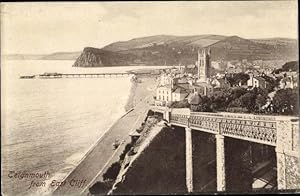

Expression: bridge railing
xmin=169 ymin=108 xmax=299 ymax=146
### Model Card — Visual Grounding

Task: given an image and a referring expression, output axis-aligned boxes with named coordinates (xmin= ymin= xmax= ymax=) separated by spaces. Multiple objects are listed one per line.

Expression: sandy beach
xmin=125 ymin=74 xmax=158 ymax=111
xmin=53 ymin=74 xmax=158 ymax=195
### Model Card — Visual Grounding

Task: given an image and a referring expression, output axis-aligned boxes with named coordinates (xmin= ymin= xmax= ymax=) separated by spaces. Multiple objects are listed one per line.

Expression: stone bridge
xmin=151 ymin=106 xmax=300 ymax=192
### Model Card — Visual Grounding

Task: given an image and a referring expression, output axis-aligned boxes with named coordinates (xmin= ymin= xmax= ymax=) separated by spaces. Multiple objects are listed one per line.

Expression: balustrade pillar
xmin=216 ymin=134 xmax=226 ymax=192
xmin=165 ymin=110 xmax=170 ymax=122
xmin=276 ymin=120 xmax=300 ymax=190
xmin=185 ymin=127 xmax=193 ymax=193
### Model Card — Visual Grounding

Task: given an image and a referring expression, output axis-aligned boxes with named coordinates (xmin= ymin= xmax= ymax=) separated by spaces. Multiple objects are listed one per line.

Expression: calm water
xmin=0 ymin=60 xmax=167 ymax=195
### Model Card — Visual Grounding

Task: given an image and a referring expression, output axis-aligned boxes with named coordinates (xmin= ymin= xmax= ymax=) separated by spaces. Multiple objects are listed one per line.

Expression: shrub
xmin=89 ymin=181 xmax=112 ymax=195
xmin=147 ymin=110 xmax=154 ymax=116
xmin=119 ymin=143 xmax=133 ymax=161
xmin=226 ymin=107 xmax=248 ymax=113
xmin=103 ymin=162 xmax=121 ymax=181
xmin=273 ymin=88 xmax=299 ymax=115
xmin=171 ymin=99 xmax=190 ymax=108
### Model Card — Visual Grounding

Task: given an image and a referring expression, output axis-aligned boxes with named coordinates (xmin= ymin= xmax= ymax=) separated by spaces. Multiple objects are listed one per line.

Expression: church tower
xmin=197 ymin=48 xmax=211 ymax=82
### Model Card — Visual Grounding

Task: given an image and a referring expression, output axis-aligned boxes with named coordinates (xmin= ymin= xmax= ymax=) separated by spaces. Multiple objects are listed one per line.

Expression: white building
xmin=172 ymin=87 xmax=189 ymax=102
xmin=156 ymin=84 xmax=173 ymax=104
xmin=155 ymin=84 xmax=188 ymax=106
xmin=247 ymin=74 xmax=268 ymax=89
xmin=159 ymin=73 xmax=173 ymax=86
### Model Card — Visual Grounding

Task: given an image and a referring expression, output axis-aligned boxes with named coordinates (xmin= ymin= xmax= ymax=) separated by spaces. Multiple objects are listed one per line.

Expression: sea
xmin=0 ymin=60 xmax=167 ymax=196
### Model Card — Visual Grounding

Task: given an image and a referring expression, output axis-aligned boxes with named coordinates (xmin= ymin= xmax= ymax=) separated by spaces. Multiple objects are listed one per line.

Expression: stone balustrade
xmin=150 ymin=106 xmax=300 ymax=191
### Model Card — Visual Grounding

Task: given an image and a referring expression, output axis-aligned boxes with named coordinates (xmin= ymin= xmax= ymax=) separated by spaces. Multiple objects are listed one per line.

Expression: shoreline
xmin=51 ymin=77 xmax=135 ymax=194
xmin=53 ymin=74 xmax=157 ymax=195
xmin=51 ymin=108 xmax=135 ymax=195
xmin=125 ymin=78 xmax=138 ymax=112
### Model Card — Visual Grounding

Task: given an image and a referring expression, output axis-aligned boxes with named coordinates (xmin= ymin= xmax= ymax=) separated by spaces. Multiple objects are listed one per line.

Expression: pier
xmin=19 ymin=68 xmax=164 ymax=79
xmin=39 ymin=72 xmax=133 ymax=79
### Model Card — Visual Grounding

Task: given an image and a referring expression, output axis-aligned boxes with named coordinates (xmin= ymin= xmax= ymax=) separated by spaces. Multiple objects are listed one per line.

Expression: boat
xmin=112 ymin=139 xmax=121 ymax=150
xmin=20 ymin=75 xmax=35 ymax=79
xmin=38 ymin=72 xmax=63 ymax=79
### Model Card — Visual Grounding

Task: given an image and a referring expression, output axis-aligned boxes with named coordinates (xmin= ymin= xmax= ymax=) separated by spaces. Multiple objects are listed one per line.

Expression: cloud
xmin=1 ymin=1 xmax=297 ymax=54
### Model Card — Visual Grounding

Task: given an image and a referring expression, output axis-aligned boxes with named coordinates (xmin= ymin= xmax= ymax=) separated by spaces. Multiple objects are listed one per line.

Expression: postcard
xmin=1 ymin=1 xmax=299 ymax=195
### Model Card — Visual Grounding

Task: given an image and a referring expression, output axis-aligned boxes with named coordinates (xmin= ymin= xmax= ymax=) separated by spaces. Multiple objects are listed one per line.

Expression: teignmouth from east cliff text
xmin=1 ymin=1 xmax=299 ymax=195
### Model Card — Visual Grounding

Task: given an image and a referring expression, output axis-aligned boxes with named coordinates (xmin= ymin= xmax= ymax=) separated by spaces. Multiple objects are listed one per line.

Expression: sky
xmin=1 ymin=1 xmax=298 ymax=54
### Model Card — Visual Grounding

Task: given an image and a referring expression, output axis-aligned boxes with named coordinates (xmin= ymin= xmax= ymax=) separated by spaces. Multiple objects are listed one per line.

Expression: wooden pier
xmin=20 ymin=69 xmax=161 ymax=79
xmin=31 ymin=72 xmax=133 ymax=79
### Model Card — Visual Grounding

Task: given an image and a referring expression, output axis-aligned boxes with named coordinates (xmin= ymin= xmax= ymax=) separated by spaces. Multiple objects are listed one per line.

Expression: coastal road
xmin=53 ymin=83 xmax=154 ymax=195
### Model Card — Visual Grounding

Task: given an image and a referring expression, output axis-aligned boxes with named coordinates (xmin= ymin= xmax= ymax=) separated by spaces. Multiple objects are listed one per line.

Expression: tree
xmin=227 ymin=73 xmax=250 ymax=86
xmin=228 ymin=98 xmax=243 ymax=108
xmin=210 ymin=96 xmax=224 ymax=111
xmin=240 ymin=92 xmax=257 ymax=112
xmin=230 ymin=87 xmax=248 ymax=100
xmin=255 ymin=94 xmax=267 ymax=112
xmin=262 ymin=76 xmax=277 ymax=93
xmin=192 ymin=96 xmax=213 ymax=112
xmin=171 ymin=99 xmax=190 ymax=108
xmin=119 ymin=143 xmax=133 ymax=161
xmin=273 ymin=88 xmax=299 ymax=115
xmin=89 ymin=181 xmax=111 ymax=195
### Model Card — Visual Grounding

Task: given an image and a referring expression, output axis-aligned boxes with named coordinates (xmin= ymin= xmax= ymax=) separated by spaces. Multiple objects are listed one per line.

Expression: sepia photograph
xmin=1 ymin=1 xmax=299 ymax=195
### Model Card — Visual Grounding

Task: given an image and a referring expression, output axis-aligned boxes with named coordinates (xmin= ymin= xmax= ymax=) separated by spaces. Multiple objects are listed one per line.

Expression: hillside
xmin=111 ymin=126 xmax=187 ymax=194
xmin=73 ymin=34 xmax=298 ymax=67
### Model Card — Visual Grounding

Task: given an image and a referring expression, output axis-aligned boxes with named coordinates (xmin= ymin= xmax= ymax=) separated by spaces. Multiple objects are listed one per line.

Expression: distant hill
xmin=3 ymin=54 xmax=45 ymax=60
xmin=73 ymin=34 xmax=298 ymax=67
xmin=3 ymin=51 xmax=81 ymax=60
xmin=41 ymin=52 xmax=81 ymax=60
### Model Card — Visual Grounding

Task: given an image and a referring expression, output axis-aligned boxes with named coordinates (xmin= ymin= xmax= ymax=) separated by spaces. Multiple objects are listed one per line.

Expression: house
xmin=188 ymin=91 xmax=201 ymax=105
xmin=155 ymin=84 xmax=189 ymax=106
xmin=227 ymin=62 xmax=236 ymax=69
xmin=172 ymin=87 xmax=189 ymax=102
xmin=193 ymin=82 xmax=214 ymax=97
xmin=226 ymin=67 xmax=243 ymax=75
xmin=279 ymin=76 xmax=298 ymax=89
xmin=215 ymin=73 xmax=226 ymax=79
xmin=247 ymin=74 xmax=268 ymax=89
xmin=245 ymin=69 xmax=260 ymax=77
xmin=177 ymin=77 xmax=189 ymax=84
xmin=211 ymin=78 xmax=231 ymax=89
xmin=159 ymin=73 xmax=173 ymax=86
xmin=155 ymin=84 xmax=173 ymax=106
xmin=187 ymin=76 xmax=195 ymax=85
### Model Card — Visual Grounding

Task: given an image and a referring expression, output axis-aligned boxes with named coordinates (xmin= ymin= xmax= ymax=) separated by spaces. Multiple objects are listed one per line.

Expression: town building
xmin=245 ymin=69 xmax=261 ymax=77
xmin=247 ymin=74 xmax=268 ymax=89
xmin=155 ymin=48 xmax=215 ymax=106
xmin=279 ymin=75 xmax=298 ymax=89
xmin=155 ymin=78 xmax=189 ymax=106
xmin=172 ymin=87 xmax=189 ymax=102
xmin=196 ymin=48 xmax=211 ymax=82
xmin=193 ymin=82 xmax=214 ymax=97
xmin=187 ymin=91 xmax=202 ymax=112
xmin=211 ymin=78 xmax=231 ymax=89
xmin=226 ymin=67 xmax=243 ymax=75
xmin=155 ymin=85 xmax=189 ymax=106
